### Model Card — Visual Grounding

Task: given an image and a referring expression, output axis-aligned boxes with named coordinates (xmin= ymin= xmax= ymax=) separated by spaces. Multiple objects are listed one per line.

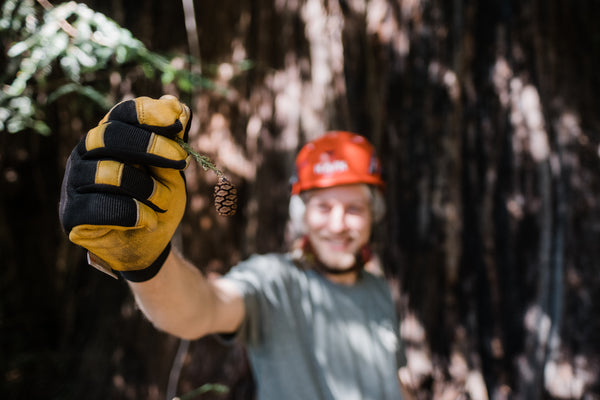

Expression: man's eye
xmin=316 ymin=203 xmax=331 ymax=212
xmin=347 ymin=205 xmax=367 ymax=214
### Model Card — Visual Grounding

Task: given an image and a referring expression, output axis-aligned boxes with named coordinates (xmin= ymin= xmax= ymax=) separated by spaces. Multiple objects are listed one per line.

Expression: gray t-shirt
xmin=224 ymin=253 xmax=404 ymax=400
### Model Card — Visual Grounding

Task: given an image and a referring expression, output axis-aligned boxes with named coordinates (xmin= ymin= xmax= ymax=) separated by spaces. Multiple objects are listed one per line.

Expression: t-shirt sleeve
xmin=221 ymin=254 xmax=292 ymax=345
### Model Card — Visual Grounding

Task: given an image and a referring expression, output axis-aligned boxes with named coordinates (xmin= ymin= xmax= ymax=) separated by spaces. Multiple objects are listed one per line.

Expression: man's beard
xmin=313 ymin=250 xmax=360 ymax=274
xmin=292 ymin=236 xmax=367 ymax=276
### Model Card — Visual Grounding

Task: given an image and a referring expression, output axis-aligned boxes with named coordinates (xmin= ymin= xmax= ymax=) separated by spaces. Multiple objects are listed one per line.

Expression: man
xmin=59 ymin=95 xmax=408 ymax=399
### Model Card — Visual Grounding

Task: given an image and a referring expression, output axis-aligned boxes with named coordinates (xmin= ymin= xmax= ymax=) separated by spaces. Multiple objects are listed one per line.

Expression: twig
xmin=166 ymin=339 xmax=190 ymax=400
xmin=176 ymin=138 xmax=223 ymax=176
xmin=176 ymin=139 xmax=238 ymax=216
xmin=36 ymin=0 xmax=79 ymax=38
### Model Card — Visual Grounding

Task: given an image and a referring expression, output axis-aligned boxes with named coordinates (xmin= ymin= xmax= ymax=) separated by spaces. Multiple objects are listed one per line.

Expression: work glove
xmin=59 ymin=95 xmax=191 ymax=281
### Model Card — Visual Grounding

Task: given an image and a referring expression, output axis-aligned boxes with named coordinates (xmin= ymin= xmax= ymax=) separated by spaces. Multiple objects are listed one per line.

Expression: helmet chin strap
xmin=313 ymin=260 xmax=362 ymax=275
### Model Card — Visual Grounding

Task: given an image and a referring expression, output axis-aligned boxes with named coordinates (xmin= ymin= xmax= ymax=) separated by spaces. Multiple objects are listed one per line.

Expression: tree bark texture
xmin=2 ymin=0 xmax=600 ymax=399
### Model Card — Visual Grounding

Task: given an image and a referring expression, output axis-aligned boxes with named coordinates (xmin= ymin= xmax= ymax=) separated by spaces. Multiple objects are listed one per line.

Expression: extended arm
xmin=59 ymin=96 xmax=245 ymax=340
xmin=128 ymin=247 xmax=245 ymax=339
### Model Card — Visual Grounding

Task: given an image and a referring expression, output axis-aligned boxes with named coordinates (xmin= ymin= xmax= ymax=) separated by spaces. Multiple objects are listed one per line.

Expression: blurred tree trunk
xmin=3 ymin=0 xmax=600 ymax=399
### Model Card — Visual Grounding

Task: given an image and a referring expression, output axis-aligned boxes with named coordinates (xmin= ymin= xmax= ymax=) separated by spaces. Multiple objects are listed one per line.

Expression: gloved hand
xmin=59 ymin=95 xmax=191 ymax=281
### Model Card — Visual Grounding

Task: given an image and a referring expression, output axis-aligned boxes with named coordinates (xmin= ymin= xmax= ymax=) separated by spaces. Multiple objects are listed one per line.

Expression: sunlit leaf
xmin=60 ymin=54 xmax=81 ymax=81
xmin=7 ymin=117 xmax=26 ymax=133
xmin=32 ymin=120 xmax=51 ymax=135
xmin=0 ymin=108 xmax=9 ymax=130
xmin=115 ymin=45 xmax=129 ymax=63
xmin=141 ymin=62 xmax=156 ymax=79
xmin=73 ymin=47 xmax=97 ymax=68
xmin=6 ymin=77 xmax=27 ymax=96
xmin=46 ymin=31 xmax=70 ymax=58
xmin=161 ymin=69 xmax=176 ymax=84
xmin=177 ymin=76 xmax=193 ymax=93
xmin=9 ymin=96 xmax=34 ymax=115
xmin=7 ymin=41 xmax=30 ymax=57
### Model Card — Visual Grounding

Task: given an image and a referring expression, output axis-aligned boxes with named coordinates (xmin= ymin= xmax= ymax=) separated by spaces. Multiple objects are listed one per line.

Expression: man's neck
xmin=314 ymin=262 xmax=360 ymax=285
xmin=322 ymin=269 xmax=360 ymax=285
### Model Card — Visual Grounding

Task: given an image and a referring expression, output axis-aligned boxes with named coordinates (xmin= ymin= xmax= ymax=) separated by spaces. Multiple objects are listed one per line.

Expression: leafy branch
xmin=0 ymin=0 xmax=215 ymax=135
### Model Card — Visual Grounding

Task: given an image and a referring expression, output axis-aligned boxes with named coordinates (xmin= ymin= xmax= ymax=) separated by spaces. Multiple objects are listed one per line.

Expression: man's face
xmin=303 ymin=184 xmax=372 ymax=272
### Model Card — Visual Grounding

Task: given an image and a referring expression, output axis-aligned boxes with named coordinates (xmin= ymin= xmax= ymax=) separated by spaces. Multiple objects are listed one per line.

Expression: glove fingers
xmin=100 ymin=95 xmax=191 ymax=140
xmin=61 ymin=192 xmax=158 ymax=233
xmin=71 ymin=159 xmax=175 ymax=211
xmin=82 ymin=121 xmax=188 ymax=169
xmin=68 ymin=199 xmax=161 ymax=268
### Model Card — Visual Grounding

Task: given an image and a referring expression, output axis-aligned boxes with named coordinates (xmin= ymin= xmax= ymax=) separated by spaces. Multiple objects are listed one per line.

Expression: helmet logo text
xmin=313 ymin=160 xmax=348 ymax=175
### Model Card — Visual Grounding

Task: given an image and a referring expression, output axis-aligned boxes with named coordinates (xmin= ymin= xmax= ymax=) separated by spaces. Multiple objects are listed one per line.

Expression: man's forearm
xmin=127 ymin=247 xmax=244 ymax=339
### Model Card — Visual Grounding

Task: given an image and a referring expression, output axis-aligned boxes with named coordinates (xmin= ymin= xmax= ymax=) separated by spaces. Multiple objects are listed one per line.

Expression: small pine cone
xmin=214 ymin=175 xmax=238 ymax=216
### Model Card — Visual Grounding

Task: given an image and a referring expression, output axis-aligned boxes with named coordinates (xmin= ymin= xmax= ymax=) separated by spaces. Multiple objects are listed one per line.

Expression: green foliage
xmin=175 ymin=383 xmax=229 ymax=400
xmin=0 ymin=0 xmax=213 ymax=135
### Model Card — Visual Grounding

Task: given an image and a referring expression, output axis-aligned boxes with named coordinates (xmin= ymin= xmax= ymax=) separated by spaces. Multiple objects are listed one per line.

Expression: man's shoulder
xmin=236 ymin=252 xmax=294 ymax=271
xmin=359 ymin=268 xmax=387 ymax=285
xmin=224 ymin=252 xmax=298 ymax=284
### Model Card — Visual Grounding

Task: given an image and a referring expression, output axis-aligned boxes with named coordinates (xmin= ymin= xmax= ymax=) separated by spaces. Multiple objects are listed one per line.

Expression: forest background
xmin=1 ymin=0 xmax=600 ymax=399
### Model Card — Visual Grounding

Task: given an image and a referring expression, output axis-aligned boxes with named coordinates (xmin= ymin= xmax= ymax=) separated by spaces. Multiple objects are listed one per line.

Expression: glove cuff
xmin=119 ymin=243 xmax=171 ymax=282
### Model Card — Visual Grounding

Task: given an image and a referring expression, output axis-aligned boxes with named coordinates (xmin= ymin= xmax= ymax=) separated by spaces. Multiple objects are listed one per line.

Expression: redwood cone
xmin=214 ymin=176 xmax=238 ymax=216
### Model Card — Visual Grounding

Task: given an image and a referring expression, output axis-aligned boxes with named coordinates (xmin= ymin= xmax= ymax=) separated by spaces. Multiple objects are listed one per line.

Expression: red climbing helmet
xmin=291 ymin=131 xmax=384 ymax=195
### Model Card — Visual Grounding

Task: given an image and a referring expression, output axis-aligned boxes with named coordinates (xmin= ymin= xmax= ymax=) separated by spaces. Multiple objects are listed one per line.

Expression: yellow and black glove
xmin=59 ymin=95 xmax=191 ymax=281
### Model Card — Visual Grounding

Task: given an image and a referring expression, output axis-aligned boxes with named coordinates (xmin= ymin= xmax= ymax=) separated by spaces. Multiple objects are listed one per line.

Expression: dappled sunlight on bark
xmin=4 ymin=0 xmax=600 ymax=398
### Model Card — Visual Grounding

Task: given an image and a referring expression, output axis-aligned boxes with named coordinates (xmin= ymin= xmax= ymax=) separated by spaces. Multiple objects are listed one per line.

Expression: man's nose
xmin=327 ymin=205 xmax=347 ymax=233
